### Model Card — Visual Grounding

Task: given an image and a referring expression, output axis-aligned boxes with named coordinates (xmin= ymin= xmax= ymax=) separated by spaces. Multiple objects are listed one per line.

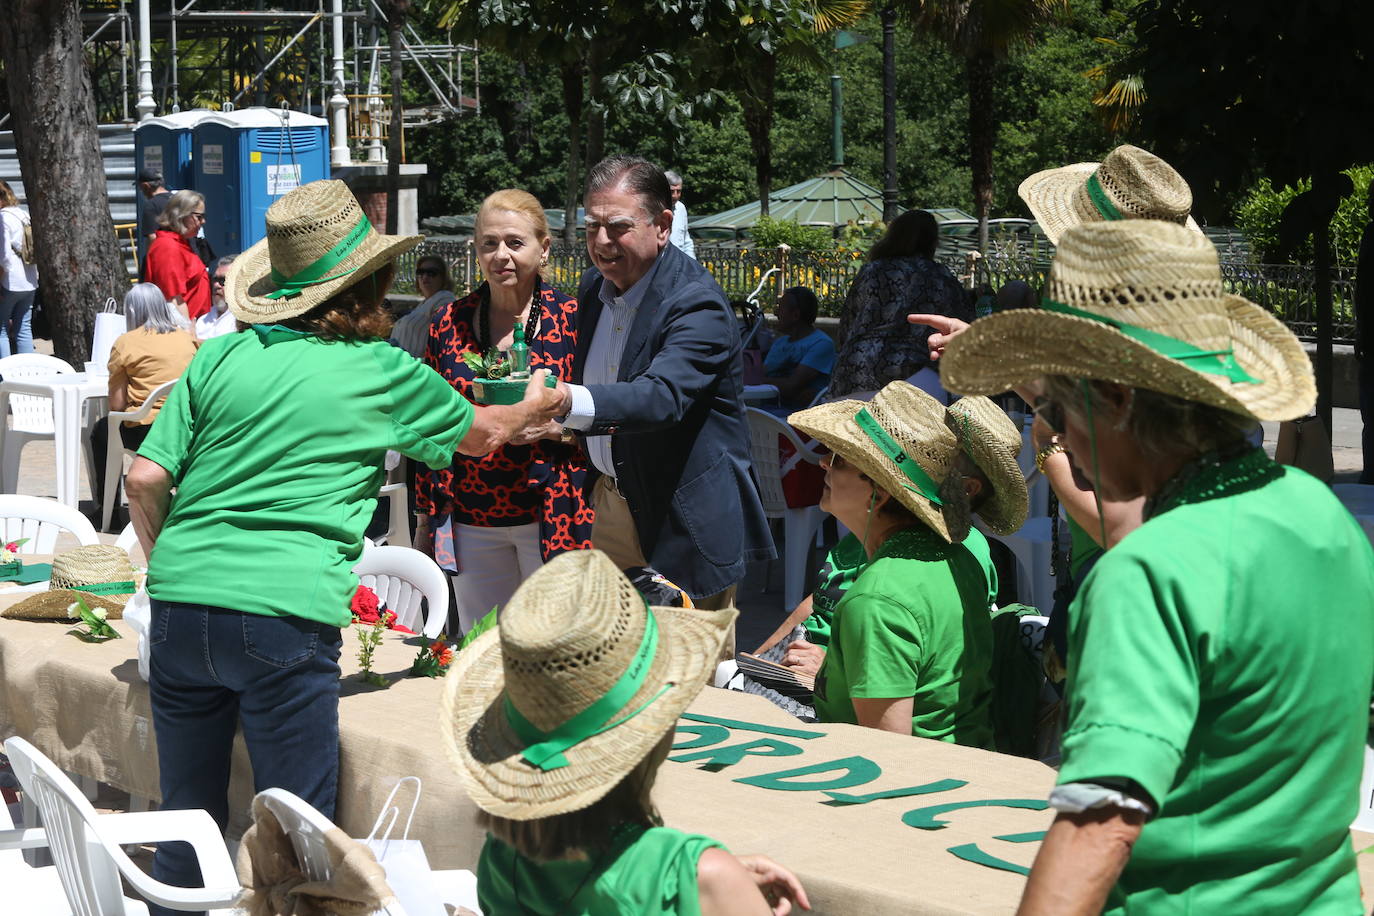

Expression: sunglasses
xmin=1031 ymin=397 xmax=1066 ymax=435
xmin=416 ymin=267 xmax=442 ymax=278
xmin=211 ymin=275 xmax=228 ymax=286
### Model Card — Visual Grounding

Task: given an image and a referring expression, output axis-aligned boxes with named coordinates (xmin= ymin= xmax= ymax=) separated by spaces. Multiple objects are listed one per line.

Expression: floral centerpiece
xmin=409 ymin=636 xmax=455 ymax=678
xmin=67 ymin=595 xmax=121 ymax=643
xmin=0 ymin=538 xmax=30 ymax=575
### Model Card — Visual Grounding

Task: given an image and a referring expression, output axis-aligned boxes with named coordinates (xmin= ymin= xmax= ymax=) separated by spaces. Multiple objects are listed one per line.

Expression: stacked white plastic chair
xmin=101 ymin=377 xmax=180 ymax=532
xmin=0 ymin=354 xmax=97 ymax=496
xmin=744 ymin=407 xmax=827 ymax=611
xmin=4 ymin=736 xmax=240 ymax=915
xmin=0 ymin=493 xmax=100 ymax=554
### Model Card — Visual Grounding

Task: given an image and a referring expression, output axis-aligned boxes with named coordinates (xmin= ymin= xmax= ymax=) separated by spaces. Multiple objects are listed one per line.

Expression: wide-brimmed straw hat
xmin=226 ymin=179 xmax=422 ymax=325
xmin=940 ymin=220 xmax=1315 ymax=422
xmin=945 ymin=397 xmax=1028 ymax=536
xmin=0 ymin=545 xmax=137 ymax=620
xmin=440 ymin=549 xmax=735 ymax=820
xmin=790 ymin=381 xmax=965 ymax=543
xmin=1019 ymin=145 xmax=1202 ymax=244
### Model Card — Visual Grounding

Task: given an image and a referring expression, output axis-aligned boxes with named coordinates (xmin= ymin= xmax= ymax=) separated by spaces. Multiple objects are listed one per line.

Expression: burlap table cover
xmin=2 ymin=601 xmax=1371 ymax=914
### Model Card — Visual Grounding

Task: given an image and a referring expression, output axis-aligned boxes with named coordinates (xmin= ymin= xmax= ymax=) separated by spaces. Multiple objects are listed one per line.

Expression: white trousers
xmin=451 ymin=522 xmax=543 ymax=632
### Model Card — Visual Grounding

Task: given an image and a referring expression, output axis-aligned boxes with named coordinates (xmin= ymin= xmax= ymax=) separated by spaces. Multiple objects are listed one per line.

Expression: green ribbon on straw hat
xmin=72 ymin=580 xmax=136 ymax=596
xmin=1040 ymin=299 xmax=1261 ymax=385
xmin=853 ymin=408 xmax=943 ymax=505
xmin=1084 ymin=171 xmax=1124 ymax=221
xmin=504 ymin=602 xmax=672 ymax=771
xmin=264 ymin=214 xmax=373 ymax=300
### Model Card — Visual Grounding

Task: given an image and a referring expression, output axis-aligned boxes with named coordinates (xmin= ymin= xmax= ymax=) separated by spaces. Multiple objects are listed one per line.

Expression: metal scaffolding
xmin=62 ymin=0 xmax=479 ymax=166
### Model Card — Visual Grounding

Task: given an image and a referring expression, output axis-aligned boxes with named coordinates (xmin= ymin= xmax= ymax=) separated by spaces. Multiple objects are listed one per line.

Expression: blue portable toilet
xmin=133 ymin=109 xmax=215 ymax=263
xmin=192 ymin=108 xmax=330 ymax=256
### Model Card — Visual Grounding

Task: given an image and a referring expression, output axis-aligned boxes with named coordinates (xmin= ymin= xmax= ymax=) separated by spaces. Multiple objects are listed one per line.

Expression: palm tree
xmin=905 ymin=0 xmax=1067 ymax=252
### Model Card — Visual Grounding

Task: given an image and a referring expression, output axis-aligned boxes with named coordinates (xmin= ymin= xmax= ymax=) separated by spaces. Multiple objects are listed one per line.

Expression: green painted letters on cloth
xmin=669 ymin=738 xmax=804 ymax=769
xmin=734 ymin=756 xmax=882 ymax=793
xmin=677 ymin=712 xmax=825 ymax=740
xmin=823 ymin=778 xmax=968 ymax=807
xmin=670 ymin=723 xmax=734 ymax=751
xmin=902 ymin=798 xmax=1048 ymax=830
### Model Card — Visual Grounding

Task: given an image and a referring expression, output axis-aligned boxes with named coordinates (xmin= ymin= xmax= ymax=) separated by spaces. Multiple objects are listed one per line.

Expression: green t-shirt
xmin=1065 ymin=514 xmax=1102 ymax=582
xmin=139 ymin=326 xmax=474 ymax=627
xmin=803 ymin=533 xmax=867 ymax=647
xmin=476 ymin=826 xmax=724 ymax=915
xmin=812 ymin=525 xmax=996 ymax=747
xmin=1059 ymin=450 xmax=1374 ymax=915
xmin=961 ymin=525 xmax=998 ymax=610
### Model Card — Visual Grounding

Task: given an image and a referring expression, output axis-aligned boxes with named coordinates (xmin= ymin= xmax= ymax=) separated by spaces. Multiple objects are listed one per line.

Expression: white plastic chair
xmin=115 ymin=522 xmax=139 ymax=554
xmin=375 ymin=481 xmax=412 ymax=548
xmin=745 ymin=408 xmax=827 ymax=611
xmin=4 ymin=736 xmax=240 ymax=915
xmin=0 ymin=782 xmax=72 ymax=914
xmin=0 ymin=354 xmax=97 ymax=496
xmin=255 ymin=788 xmax=411 ymax=916
xmin=101 ymin=377 xmax=179 ymax=532
xmin=0 ymin=494 xmax=100 ymax=553
xmin=353 ymin=544 xmax=450 ymax=639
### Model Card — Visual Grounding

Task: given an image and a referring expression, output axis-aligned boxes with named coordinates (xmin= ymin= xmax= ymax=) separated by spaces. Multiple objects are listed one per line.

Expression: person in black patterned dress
xmin=415 ymin=190 xmax=592 ymax=633
xmin=828 ymin=209 xmax=972 ymax=398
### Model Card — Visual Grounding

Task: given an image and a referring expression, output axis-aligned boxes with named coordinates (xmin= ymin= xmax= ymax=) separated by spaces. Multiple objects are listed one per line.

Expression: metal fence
xmin=395 ymin=238 xmax=1356 ymax=342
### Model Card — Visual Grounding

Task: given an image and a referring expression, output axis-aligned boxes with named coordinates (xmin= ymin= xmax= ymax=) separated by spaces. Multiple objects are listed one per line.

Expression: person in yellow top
xmin=92 ymin=282 xmax=199 ymax=509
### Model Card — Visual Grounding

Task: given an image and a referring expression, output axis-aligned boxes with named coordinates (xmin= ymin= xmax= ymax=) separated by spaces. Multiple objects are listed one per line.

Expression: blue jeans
xmin=0 ymin=288 xmax=34 ymax=357
xmin=147 ymin=601 xmax=342 ymax=916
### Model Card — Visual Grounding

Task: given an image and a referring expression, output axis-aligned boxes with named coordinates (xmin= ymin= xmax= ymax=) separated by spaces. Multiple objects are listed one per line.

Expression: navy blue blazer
xmin=573 ymin=243 xmax=774 ymax=598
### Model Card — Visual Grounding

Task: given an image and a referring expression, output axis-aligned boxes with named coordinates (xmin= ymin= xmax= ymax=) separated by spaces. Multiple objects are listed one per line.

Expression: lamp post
xmin=882 ymin=4 xmax=898 ymax=222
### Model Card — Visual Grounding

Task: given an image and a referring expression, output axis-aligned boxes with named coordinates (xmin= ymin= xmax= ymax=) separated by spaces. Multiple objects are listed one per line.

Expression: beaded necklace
xmin=478 ymin=283 xmax=542 ymax=357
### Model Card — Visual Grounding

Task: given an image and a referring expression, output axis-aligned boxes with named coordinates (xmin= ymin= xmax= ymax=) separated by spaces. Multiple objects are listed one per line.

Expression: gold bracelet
xmin=1035 ymin=441 xmax=1065 ymax=474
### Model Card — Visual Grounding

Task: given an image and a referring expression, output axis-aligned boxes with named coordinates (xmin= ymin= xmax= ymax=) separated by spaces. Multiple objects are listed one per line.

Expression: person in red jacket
xmin=144 ymin=190 xmax=211 ymax=319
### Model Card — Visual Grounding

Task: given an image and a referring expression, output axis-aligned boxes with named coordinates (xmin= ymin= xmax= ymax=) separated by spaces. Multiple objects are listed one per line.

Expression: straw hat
xmin=945 ymin=397 xmax=1028 ymax=536
xmin=440 ymin=549 xmax=735 ymax=820
xmin=226 ymin=179 xmax=422 ymax=324
xmin=789 ymin=381 xmax=966 ymax=543
xmin=1019 ymin=145 xmax=1203 ymax=244
xmin=939 ymin=220 xmax=1315 ymax=422
xmin=0 ymin=545 xmax=137 ymax=620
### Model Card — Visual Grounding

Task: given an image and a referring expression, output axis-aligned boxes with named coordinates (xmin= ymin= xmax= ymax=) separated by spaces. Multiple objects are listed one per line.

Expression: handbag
xmin=89 ymin=296 xmax=126 ymax=374
xmin=359 ymin=778 xmax=453 ymax=916
xmin=123 ymin=588 xmax=152 ymax=682
xmin=1273 ymin=414 xmax=1334 ymax=483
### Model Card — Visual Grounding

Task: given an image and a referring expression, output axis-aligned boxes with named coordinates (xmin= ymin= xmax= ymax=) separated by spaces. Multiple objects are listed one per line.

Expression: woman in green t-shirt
xmin=939 ymin=220 xmax=1373 ymax=916
xmin=440 ymin=549 xmax=810 ymax=916
xmin=786 ymin=381 xmax=999 ymax=743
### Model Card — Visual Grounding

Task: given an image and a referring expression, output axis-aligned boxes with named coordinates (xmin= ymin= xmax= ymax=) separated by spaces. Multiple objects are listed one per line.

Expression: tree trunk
xmin=738 ymin=54 xmax=776 ymax=218
xmin=1314 ymin=220 xmax=1334 ymax=436
xmin=586 ymin=40 xmax=606 ymax=169
xmin=0 ymin=0 xmax=126 ymax=364
xmin=967 ymin=52 xmax=996 ymax=255
xmin=560 ymin=61 xmax=585 ymax=246
xmin=386 ymin=0 xmax=410 ymax=236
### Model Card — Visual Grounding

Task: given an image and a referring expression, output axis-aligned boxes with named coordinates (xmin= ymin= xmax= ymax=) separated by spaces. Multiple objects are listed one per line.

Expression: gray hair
xmin=1039 ymin=375 xmax=1257 ymax=460
xmin=124 ymin=282 xmax=189 ymax=333
xmin=212 ymin=254 xmax=237 ymax=274
xmin=158 ymin=190 xmax=205 ymax=233
xmin=664 ymin=169 xmax=683 ymax=187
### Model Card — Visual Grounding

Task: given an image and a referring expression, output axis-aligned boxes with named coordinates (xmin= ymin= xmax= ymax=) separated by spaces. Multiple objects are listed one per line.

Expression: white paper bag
xmin=362 ymin=777 xmax=448 ymax=916
xmin=90 ymin=298 xmax=126 ymax=374
xmin=123 ymin=587 xmax=152 ymax=682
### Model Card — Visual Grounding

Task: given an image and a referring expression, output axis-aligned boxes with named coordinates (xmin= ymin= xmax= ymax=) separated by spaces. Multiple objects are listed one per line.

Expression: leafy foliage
xmin=1234 ymin=166 xmax=1373 ymax=266
xmin=751 ymin=216 xmax=835 ymax=251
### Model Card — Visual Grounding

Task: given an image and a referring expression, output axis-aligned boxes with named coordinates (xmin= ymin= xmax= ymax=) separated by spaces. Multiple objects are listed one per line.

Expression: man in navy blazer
xmin=554 ymin=155 xmax=773 ymax=606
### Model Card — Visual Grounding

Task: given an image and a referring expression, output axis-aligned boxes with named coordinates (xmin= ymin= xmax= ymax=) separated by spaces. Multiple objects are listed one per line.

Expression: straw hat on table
xmin=789 ymin=381 xmax=968 ymax=544
xmin=441 ymin=549 xmax=735 ymax=820
xmin=226 ymin=179 xmax=422 ymax=325
xmin=1019 ymin=145 xmax=1203 ymax=244
xmin=945 ymin=396 xmax=1028 ymax=536
xmin=0 ymin=545 xmax=137 ymax=620
xmin=939 ymin=220 xmax=1315 ymax=423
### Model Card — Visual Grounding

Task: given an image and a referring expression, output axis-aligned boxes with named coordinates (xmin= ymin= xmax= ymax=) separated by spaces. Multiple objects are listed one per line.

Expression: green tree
xmin=1234 ymin=167 xmax=1373 ymax=267
xmin=902 ymin=0 xmax=1067 ymax=252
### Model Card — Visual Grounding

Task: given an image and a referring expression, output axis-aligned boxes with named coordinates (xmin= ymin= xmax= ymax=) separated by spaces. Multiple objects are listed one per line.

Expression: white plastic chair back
xmin=4 ymin=737 xmax=240 ymax=915
xmin=115 ymin=522 xmax=139 ymax=554
xmin=5 ymin=737 xmax=137 ymax=915
xmin=353 ymin=545 xmax=450 ymax=639
xmin=0 ymin=354 xmax=76 ymax=434
xmin=256 ymin=788 xmax=410 ymax=916
xmin=0 ymin=494 xmax=101 ymax=553
xmin=102 ymin=377 xmax=180 ymax=531
xmin=744 ymin=407 xmax=824 ymax=519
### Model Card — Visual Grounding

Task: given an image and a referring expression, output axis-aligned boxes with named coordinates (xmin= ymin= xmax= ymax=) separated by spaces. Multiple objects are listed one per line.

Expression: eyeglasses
xmin=1031 ymin=397 xmax=1065 ymax=434
xmin=416 ymin=267 xmax=442 ymax=278
xmin=583 ymin=215 xmax=645 ymax=237
xmin=189 ymin=212 xmax=206 ymax=221
xmin=211 ymin=275 xmax=228 ymax=286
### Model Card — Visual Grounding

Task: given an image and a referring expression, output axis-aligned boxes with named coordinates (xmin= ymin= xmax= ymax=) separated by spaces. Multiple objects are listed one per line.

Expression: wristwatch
xmin=1035 ymin=439 xmax=1066 ymax=474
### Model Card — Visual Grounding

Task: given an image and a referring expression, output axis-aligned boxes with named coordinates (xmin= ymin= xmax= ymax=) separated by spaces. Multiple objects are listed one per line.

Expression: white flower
xmin=90 ymin=606 xmax=108 ymax=621
xmin=66 ymin=601 xmax=81 ymax=617
xmin=1 ymin=550 xmax=14 ymax=563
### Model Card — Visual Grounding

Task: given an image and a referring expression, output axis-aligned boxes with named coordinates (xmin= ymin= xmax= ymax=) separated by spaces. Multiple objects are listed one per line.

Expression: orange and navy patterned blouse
xmin=414 ymin=282 xmax=593 ymax=566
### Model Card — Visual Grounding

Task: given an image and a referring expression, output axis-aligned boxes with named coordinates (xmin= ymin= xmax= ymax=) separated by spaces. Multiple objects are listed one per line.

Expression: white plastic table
xmin=742 ymin=383 xmax=781 ymax=404
xmin=0 ymin=373 xmax=108 ymax=509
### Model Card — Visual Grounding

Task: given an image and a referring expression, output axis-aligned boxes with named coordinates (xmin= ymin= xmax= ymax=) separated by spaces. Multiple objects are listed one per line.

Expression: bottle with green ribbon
xmin=508 ymin=322 xmax=530 ymax=380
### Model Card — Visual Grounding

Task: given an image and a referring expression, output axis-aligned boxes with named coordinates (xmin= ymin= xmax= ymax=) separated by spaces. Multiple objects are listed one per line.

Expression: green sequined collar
xmin=875 ymin=524 xmax=956 ymax=562
xmin=1143 ymin=446 xmax=1281 ymax=521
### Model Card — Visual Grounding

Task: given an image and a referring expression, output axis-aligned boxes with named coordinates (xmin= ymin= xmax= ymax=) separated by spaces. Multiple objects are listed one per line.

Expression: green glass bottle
xmin=509 ymin=321 xmax=530 ymax=379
